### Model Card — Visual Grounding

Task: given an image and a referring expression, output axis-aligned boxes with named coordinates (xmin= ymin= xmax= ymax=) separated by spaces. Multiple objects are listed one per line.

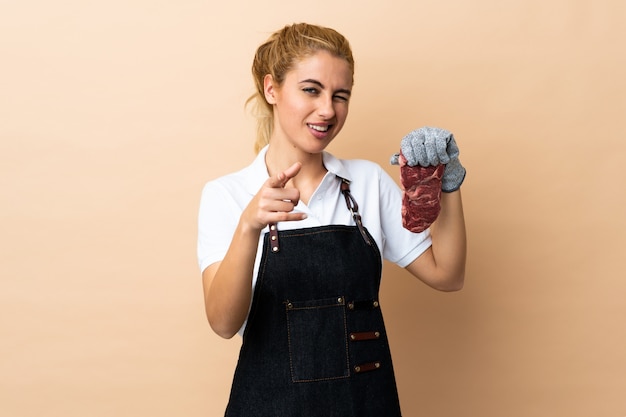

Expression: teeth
xmin=308 ymin=124 xmax=329 ymax=132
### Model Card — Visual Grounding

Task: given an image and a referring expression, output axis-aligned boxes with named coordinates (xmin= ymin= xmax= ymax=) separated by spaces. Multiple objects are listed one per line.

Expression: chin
xmin=303 ymin=141 xmax=333 ymax=154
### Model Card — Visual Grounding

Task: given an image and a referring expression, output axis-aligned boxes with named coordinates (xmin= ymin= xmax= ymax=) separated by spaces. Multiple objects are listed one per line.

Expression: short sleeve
xmin=378 ymin=167 xmax=432 ymax=267
xmin=197 ymin=180 xmax=244 ymax=273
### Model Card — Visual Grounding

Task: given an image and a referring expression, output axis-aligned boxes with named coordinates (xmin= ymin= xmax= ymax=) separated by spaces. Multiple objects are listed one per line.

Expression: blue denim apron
xmin=225 ymin=178 xmax=402 ymax=416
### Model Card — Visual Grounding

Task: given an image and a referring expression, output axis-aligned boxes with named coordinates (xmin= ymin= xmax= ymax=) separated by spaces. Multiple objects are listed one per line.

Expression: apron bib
xmin=225 ymin=179 xmax=402 ymax=417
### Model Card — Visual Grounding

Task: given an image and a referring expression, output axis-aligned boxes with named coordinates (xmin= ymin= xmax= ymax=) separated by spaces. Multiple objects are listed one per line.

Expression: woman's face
xmin=264 ymin=50 xmax=353 ymax=154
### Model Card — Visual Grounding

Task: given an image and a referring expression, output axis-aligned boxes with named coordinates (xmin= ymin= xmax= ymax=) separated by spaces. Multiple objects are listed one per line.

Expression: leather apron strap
xmin=269 ymin=175 xmax=371 ymax=253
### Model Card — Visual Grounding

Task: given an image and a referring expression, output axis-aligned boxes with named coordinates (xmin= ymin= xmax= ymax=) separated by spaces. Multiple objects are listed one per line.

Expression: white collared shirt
xmin=198 ymin=146 xmax=432 ymax=281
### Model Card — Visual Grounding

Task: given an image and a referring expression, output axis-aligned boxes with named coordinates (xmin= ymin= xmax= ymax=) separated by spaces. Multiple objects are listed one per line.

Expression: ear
xmin=263 ymin=74 xmax=277 ymax=104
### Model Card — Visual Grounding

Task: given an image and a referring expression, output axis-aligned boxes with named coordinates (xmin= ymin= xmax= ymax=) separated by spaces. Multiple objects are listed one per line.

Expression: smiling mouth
xmin=308 ymin=124 xmax=330 ymax=132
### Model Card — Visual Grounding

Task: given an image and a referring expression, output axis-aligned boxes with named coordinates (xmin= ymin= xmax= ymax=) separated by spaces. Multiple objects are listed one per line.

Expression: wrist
xmin=441 ymin=159 xmax=466 ymax=193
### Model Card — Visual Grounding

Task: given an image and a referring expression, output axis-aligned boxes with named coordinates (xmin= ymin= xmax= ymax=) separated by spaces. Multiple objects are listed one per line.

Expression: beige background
xmin=2 ymin=0 xmax=625 ymax=416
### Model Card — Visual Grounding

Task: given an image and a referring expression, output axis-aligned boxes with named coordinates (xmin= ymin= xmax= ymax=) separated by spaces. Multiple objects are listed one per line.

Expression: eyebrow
xmin=299 ymin=79 xmax=352 ymax=96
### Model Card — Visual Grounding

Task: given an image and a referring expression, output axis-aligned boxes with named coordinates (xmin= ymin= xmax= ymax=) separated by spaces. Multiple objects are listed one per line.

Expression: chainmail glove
xmin=390 ymin=126 xmax=466 ymax=192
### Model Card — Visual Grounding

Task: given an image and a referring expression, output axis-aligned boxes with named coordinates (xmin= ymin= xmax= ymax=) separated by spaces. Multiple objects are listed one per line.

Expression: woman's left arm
xmin=392 ymin=127 xmax=467 ymax=291
xmin=405 ymin=189 xmax=466 ymax=291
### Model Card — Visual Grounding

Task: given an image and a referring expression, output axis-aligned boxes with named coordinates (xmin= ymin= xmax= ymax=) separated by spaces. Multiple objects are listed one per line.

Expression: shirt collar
xmin=322 ymin=150 xmax=352 ymax=183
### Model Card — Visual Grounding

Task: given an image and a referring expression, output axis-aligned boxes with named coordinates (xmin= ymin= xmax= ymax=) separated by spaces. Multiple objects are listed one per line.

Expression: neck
xmin=265 ymin=143 xmax=326 ymax=179
xmin=265 ymin=143 xmax=328 ymax=205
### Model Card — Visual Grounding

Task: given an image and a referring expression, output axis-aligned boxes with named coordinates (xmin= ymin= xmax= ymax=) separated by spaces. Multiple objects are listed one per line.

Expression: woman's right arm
xmin=202 ymin=162 xmax=305 ymax=339
xmin=202 ymin=221 xmax=262 ymax=339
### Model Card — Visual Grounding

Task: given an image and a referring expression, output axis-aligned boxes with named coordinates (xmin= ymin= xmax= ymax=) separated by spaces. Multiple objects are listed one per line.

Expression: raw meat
xmin=398 ymin=152 xmax=444 ymax=233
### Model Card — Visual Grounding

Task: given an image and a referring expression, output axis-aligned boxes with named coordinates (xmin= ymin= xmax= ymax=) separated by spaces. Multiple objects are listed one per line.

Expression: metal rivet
xmin=270 ymin=225 xmax=276 ymax=231
xmin=272 ymin=246 xmax=278 ymax=252
xmin=373 ymin=301 xmax=379 ymax=308
xmin=271 ymin=235 xmax=276 ymax=241
xmin=348 ymin=302 xmax=354 ymax=310
xmin=350 ymin=334 xmax=356 ymax=340
xmin=375 ymin=362 xmax=380 ymax=368
xmin=337 ymin=297 xmax=343 ymax=304
xmin=375 ymin=331 xmax=380 ymax=338
xmin=287 ymin=302 xmax=293 ymax=309
xmin=354 ymin=366 xmax=361 ymax=373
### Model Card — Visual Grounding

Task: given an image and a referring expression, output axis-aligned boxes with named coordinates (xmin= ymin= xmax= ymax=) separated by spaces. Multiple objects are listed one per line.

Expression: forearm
xmin=429 ymin=190 xmax=466 ymax=289
xmin=203 ymin=221 xmax=261 ymax=338
xmin=406 ymin=189 xmax=466 ymax=291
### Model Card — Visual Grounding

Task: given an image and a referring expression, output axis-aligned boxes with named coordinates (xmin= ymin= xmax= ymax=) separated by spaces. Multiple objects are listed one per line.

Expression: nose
xmin=317 ymin=95 xmax=336 ymax=120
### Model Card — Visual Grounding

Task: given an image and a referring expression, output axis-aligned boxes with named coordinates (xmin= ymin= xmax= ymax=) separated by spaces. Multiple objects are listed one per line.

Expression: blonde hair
xmin=247 ymin=23 xmax=355 ymax=154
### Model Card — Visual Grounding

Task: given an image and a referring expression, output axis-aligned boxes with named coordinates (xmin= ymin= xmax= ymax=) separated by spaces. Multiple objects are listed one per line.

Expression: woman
xmin=197 ymin=23 xmax=466 ymax=416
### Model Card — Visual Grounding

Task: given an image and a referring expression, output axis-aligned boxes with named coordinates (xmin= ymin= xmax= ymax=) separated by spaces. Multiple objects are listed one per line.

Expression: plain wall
xmin=1 ymin=1 xmax=625 ymax=416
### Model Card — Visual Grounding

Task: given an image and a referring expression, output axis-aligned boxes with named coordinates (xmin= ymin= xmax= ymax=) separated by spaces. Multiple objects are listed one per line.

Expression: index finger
xmin=267 ymin=162 xmax=302 ymax=188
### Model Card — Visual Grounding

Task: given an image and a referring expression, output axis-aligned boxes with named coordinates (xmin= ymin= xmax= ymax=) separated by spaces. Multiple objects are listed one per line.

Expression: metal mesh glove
xmin=390 ymin=126 xmax=466 ymax=192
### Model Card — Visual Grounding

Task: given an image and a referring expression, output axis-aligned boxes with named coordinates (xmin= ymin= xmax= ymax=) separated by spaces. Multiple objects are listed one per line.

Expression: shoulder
xmin=340 ymin=158 xmax=397 ymax=193
xmin=203 ymin=166 xmax=253 ymax=195
xmin=323 ymin=152 xmax=387 ymax=184
xmin=343 ymin=158 xmax=384 ymax=175
xmin=328 ymin=155 xmax=401 ymax=217
xmin=201 ymin=154 xmax=268 ymax=201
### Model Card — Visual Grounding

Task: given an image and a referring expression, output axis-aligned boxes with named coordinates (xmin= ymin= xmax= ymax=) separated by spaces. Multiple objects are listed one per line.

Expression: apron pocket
xmin=285 ymin=296 xmax=349 ymax=383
